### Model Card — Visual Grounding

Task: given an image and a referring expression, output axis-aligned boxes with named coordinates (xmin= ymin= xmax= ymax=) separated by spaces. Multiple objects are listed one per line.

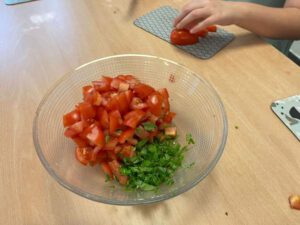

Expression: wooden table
xmin=1 ymin=0 xmax=300 ymax=224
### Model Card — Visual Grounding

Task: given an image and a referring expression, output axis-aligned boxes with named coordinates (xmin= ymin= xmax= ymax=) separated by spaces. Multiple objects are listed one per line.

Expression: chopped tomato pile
xmin=170 ymin=25 xmax=217 ymax=46
xmin=63 ymin=75 xmax=177 ymax=186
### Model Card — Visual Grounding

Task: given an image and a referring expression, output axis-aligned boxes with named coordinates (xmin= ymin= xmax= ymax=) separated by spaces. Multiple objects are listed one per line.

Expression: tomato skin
xmin=118 ymin=129 xmax=135 ymax=144
xmin=106 ymin=96 xmax=119 ymax=112
xmin=206 ymin=25 xmax=217 ymax=32
xmin=130 ymin=97 xmax=148 ymax=110
xmin=77 ymin=102 xmax=96 ymax=120
xmin=72 ymin=137 xmax=89 ymax=147
xmin=158 ymin=88 xmax=170 ymax=112
xmin=63 ymin=110 xmax=81 ymax=127
xmin=108 ymin=160 xmax=128 ymax=185
xmin=101 ymin=162 xmax=113 ymax=179
xmin=170 ymin=29 xmax=198 ymax=45
xmin=117 ymin=92 xmax=129 ymax=114
xmin=97 ymin=107 xmax=109 ymax=129
xmin=133 ymin=83 xmax=155 ymax=100
xmin=110 ymin=78 xmax=122 ymax=90
xmin=109 ymin=110 xmax=122 ymax=134
xmin=92 ymin=76 xmax=113 ymax=93
xmin=75 ymin=147 xmax=92 ymax=165
xmin=103 ymin=138 xmax=118 ymax=151
xmin=123 ymin=109 xmax=146 ymax=128
xmin=164 ymin=111 xmax=176 ymax=123
xmin=147 ymin=92 xmax=163 ymax=117
xmin=64 ymin=121 xmax=89 ymax=138
xmin=124 ymin=90 xmax=133 ymax=104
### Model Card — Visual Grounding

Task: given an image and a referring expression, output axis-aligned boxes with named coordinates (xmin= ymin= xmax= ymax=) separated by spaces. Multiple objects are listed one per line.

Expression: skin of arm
xmin=174 ymin=0 xmax=300 ymax=39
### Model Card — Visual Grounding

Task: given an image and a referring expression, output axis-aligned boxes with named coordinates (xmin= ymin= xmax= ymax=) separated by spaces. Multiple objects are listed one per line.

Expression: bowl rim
xmin=33 ymin=54 xmax=228 ymax=205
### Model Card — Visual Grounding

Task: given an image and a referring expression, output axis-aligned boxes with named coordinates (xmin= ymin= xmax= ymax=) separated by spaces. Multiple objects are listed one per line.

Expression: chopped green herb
xmin=121 ymin=136 xmax=194 ymax=191
xmin=105 ymin=135 xmax=110 ymax=143
xmin=115 ymin=129 xmax=122 ymax=136
xmin=135 ymin=127 xmax=143 ymax=135
xmin=186 ymin=133 xmax=195 ymax=145
xmin=142 ymin=122 xmax=157 ymax=132
xmin=105 ymin=174 xmax=111 ymax=182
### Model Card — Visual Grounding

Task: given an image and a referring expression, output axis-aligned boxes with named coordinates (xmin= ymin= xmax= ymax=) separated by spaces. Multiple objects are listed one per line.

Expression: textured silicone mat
xmin=134 ymin=6 xmax=235 ymax=59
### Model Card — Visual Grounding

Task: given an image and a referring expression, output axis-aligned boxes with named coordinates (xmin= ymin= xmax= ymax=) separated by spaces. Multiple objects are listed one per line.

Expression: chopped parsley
xmin=142 ymin=122 xmax=157 ymax=132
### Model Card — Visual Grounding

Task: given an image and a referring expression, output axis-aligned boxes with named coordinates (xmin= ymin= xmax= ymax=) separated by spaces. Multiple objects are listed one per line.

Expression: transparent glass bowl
xmin=33 ymin=54 xmax=227 ymax=205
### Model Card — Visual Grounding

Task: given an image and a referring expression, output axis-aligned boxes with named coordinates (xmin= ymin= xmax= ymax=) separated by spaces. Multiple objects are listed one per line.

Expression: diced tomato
xmin=117 ymin=92 xmax=129 ymax=114
xmin=64 ymin=121 xmax=89 ymax=138
xmin=63 ymin=110 xmax=81 ymax=127
xmin=75 ymin=147 xmax=92 ymax=165
xmin=118 ymin=82 xmax=130 ymax=92
xmin=124 ymin=90 xmax=133 ymax=104
xmin=72 ymin=137 xmax=89 ymax=147
xmin=109 ymin=110 xmax=122 ymax=134
xmin=123 ymin=109 xmax=146 ymax=128
xmin=97 ymin=107 xmax=109 ymax=129
xmin=119 ymin=145 xmax=135 ymax=158
xmin=81 ymin=124 xmax=105 ymax=148
xmin=158 ymin=88 xmax=170 ymax=112
xmin=206 ymin=25 xmax=217 ymax=32
xmin=103 ymin=137 xmax=118 ymax=151
xmin=107 ymin=151 xmax=118 ymax=161
xmin=195 ymin=29 xmax=208 ymax=37
xmin=130 ymin=97 xmax=148 ymax=110
xmin=82 ymin=85 xmax=102 ymax=106
xmin=90 ymin=146 xmax=101 ymax=164
xmin=101 ymin=162 xmax=113 ymax=179
xmin=111 ymin=77 xmax=122 ymax=90
xmin=147 ymin=92 xmax=163 ymax=117
xmin=133 ymin=83 xmax=155 ymax=100
xmin=164 ymin=111 xmax=176 ymax=123
xmin=108 ymin=160 xmax=128 ymax=185
xmin=97 ymin=151 xmax=107 ymax=163
xmin=118 ymin=128 xmax=135 ymax=144
xmin=77 ymin=102 xmax=96 ymax=120
xmin=92 ymin=76 xmax=113 ymax=93
xmin=106 ymin=96 xmax=119 ymax=111
xmin=127 ymin=138 xmax=138 ymax=145
xmin=124 ymin=75 xmax=140 ymax=89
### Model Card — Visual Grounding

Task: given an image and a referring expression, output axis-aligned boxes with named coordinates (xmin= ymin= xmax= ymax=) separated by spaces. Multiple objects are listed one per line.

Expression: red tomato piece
xmin=133 ymin=83 xmax=155 ymax=100
xmin=97 ymin=107 xmax=109 ymax=129
xmin=103 ymin=137 xmax=118 ymax=151
xmin=101 ymin=162 xmax=113 ymax=179
xmin=147 ymin=92 xmax=163 ymax=117
xmin=130 ymin=97 xmax=148 ymax=110
xmin=63 ymin=110 xmax=81 ymax=127
xmin=97 ymin=151 xmax=107 ymax=163
xmin=72 ymin=137 xmax=89 ymax=147
xmin=109 ymin=110 xmax=122 ymax=134
xmin=118 ymin=128 xmax=135 ymax=144
xmin=82 ymin=124 xmax=105 ymax=148
xmin=89 ymin=146 xmax=101 ymax=164
xmin=119 ymin=145 xmax=135 ymax=158
xmin=195 ymin=29 xmax=208 ymax=37
xmin=75 ymin=147 xmax=92 ymax=166
xmin=135 ymin=126 xmax=150 ymax=139
xmin=110 ymin=77 xmax=122 ymax=90
xmin=107 ymin=151 xmax=118 ymax=161
xmin=123 ymin=109 xmax=146 ymax=128
xmin=117 ymin=92 xmax=129 ymax=114
xmin=158 ymin=88 xmax=170 ymax=112
xmin=124 ymin=90 xmax=133 ymax=104
xmin=82 ymin=86 xmax=102 ymax=106
xmin=170 ymin=29 xmax=198 ymax=45
xmin=77 ymin=102 xmax=96 ymax=120
xmin=164 ymin=111 xmax=176 ymax=123
xmin=206 ymin=25 xmax=217 ymax=32
xmin=108 ymin=160 xmax=128 ymax=185
xmin=92 ymin=76 xmax=113 ymax=93
xmin=64 ymin=121 xmax=89 ymax=138
xmin=106 ymin=96 xmax=119 ymax=111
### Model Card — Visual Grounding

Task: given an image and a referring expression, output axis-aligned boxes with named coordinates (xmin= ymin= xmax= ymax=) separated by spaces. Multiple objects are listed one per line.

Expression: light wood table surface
xmin=1 ymin=0 xmax=300 ymax=224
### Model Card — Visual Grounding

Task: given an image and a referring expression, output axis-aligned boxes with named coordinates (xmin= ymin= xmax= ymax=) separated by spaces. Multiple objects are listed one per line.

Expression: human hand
xmin=173 ymin=0 xmax=238 ymax=34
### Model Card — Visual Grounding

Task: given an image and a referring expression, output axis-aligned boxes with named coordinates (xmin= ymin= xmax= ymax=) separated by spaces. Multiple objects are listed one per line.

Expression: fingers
xmin=176 ymin=8 xmax=210 ymax=29
xmin=173 ymin=1 xmax=206 ymax=26
xmin=190 ymin=16 xmax=217 ymax=33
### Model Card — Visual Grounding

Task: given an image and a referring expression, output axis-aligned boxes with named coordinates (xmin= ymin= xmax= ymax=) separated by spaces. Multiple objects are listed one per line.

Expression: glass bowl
xmin=33 ymin=54 xmax=227 ymax=205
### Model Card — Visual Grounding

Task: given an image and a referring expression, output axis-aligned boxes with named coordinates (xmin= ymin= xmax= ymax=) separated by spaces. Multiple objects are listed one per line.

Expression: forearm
xmin=231 ymin=2 xmax=300 ymax=39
